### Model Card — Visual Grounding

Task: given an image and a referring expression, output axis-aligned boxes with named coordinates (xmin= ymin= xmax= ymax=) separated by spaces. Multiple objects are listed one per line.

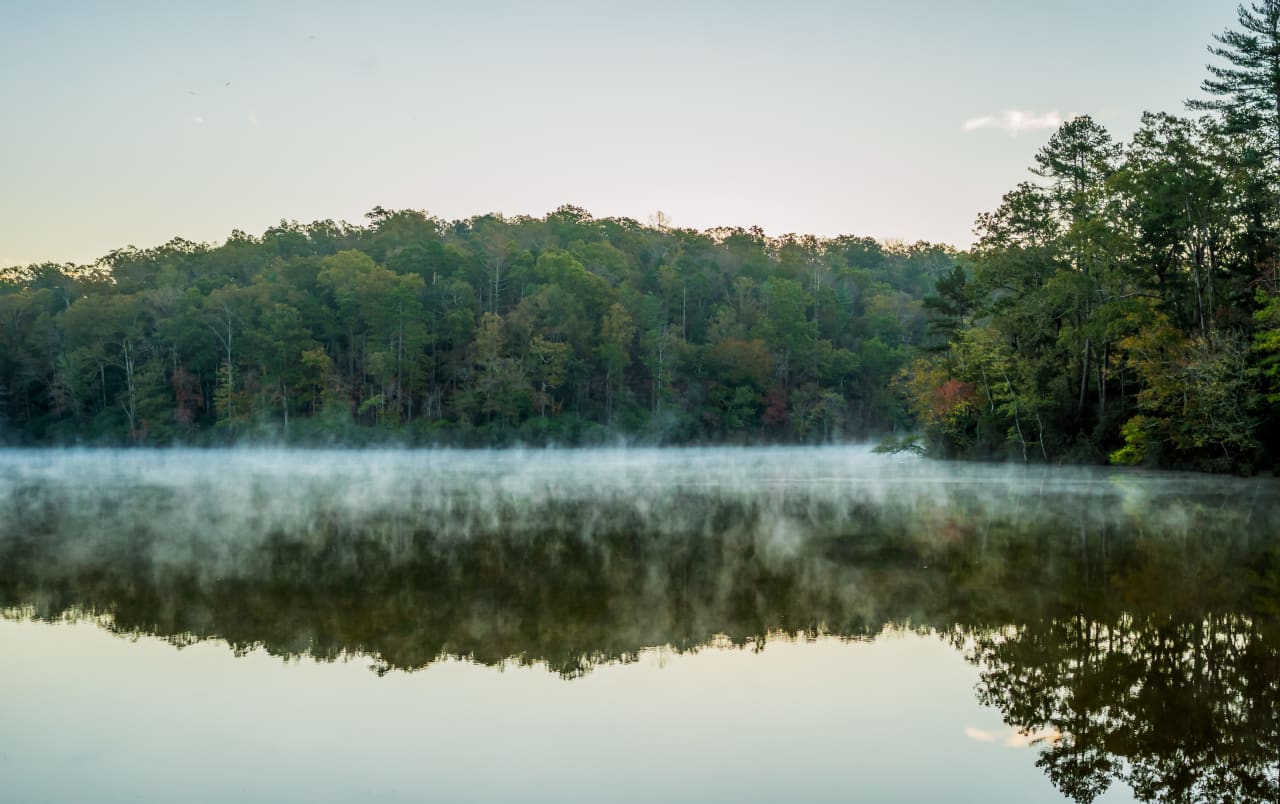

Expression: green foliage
xmin=6 ymin=7 xmax=1279 ymax=463
xmin=0 ymin=207 xmax=963 ymax=446
xmin=889 ymin=2 xmax=1280 ymax=471
xmin=872 ymin=434 xmax=925 ymax=455
xmin=1109 ymin=415 xmax=1156 ymax=466
xmin=213 ymin=361 xmax=237 ymax=432
xmin=1255 ymin=287 xmax=1280 ymax=405
xmin=1112 ymin=325 xmax=1258 ymax=468
xmin=1188 ymin=1 xmax=1280 ymax=151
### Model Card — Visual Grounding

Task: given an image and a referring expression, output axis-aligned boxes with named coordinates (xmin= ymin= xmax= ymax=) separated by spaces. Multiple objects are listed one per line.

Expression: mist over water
xmin=3 ymin=447 xmax=1279 ymax=802
xmin=5 ymin=445 xmax=1267 ymax=558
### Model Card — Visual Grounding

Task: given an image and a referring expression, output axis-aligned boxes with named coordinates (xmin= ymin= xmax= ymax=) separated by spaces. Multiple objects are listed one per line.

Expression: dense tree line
xmin=0 ymin=208 xmax=953 ymax=445
xmin=899 ymin=2 xmax=1280 ymax=472
xmin=9 ymin=4 xmax=1280 ymax=469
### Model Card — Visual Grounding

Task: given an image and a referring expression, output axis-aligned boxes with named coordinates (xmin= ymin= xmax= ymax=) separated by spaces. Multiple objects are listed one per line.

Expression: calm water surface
xmin=2 ymin=447 xmax=1278 ymax=803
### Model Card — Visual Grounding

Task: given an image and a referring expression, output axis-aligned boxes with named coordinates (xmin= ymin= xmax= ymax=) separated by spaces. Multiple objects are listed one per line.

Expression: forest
xmin=0 ymin=210 xmax=950 ymax=446
xmin=897 ymin=3 xmax=1280 ymax=472
xmin=2 ymin=3 xmax=1279 ymax=470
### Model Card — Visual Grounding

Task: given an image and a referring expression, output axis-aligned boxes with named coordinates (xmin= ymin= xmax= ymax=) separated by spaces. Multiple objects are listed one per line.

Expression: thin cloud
xmin=963 ymin=110 xmax=1063 ymax=134
xmin=189 ymin=115 xmax=206 ymax=125
xmin=965 ymin=725 xmax=1061 ymax=747
xmin=248 ymin=111 xmax=258 ymax=126
xmin=1004 ymin=727 xmax=1060 ymax=748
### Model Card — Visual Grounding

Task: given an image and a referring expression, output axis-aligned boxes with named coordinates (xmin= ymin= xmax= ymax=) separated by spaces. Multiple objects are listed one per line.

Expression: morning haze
xmin=4 ymin=3 xmax=1280 ymax=802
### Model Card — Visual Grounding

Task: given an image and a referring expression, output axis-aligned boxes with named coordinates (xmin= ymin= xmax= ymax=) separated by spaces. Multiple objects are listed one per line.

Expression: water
xmin=2 ymin=447 xmax=1278 ymax=803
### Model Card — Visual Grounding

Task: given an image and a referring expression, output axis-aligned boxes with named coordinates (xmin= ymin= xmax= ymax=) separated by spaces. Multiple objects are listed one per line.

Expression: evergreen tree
xmin=1188 ymin=2 xmax=1280 ymax=214
xmin=1190 ymin=3 xmax=1280 ymax=130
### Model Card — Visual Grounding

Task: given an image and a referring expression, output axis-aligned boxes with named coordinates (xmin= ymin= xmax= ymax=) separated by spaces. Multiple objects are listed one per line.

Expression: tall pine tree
xmin=1189 ymin=1 xmax=1280 ymax=243
xmin=1189 ymin=2 xmax=1280 ymax=157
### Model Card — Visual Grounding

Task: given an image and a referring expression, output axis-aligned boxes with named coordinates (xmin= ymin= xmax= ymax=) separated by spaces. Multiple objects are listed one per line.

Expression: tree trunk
xmin=1078 ymin=338 xmax=1091 ymax=415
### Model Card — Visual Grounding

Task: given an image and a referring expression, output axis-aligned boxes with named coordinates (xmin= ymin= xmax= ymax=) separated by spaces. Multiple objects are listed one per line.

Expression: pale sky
xmin=0 ymin=0 xmax=1240 ymax=267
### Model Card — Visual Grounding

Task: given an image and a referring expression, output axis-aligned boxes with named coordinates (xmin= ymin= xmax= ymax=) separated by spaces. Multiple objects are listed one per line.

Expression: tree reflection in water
xmin=954 ymin=532 xmax=1280 ymax=802
xmin=1 ymin=452 xmax=1277 ymax=801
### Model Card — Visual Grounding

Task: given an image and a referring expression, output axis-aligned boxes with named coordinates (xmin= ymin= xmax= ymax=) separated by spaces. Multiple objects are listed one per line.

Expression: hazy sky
xmin=0 ymin=0 xmax=1240 ymax=266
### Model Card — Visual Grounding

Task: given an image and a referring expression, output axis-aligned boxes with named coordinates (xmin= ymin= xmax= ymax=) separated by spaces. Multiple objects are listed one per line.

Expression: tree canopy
xmin=5 ymin=4 xmax=1280 ymax=470
xmin=894 ymin=4 xmax=1280 ymax=473
xmin=0 ymin=210 xmax=951 ymax=446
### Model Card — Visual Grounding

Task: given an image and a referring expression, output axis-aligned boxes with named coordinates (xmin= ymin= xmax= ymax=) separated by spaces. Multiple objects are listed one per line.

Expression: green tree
xmin=598 ymin=303 xmax=635 ymax=425
xmin=1251 ymin=284 xmax=1280 ymax=407
xmin=60 ymin=293 xmax=152 ymax=439
xmin=1111 ymin=113 xmax=1231 ymax=334
xmin=468 ymin=312 xmax=529 ymax=427
xmin=1189 ymin=1 xmax=1280 ymax=174
xmin=528 ymin=336 xmax=570 ymax=418
xmin=1112 ymin=320 xmax=1258 ymax=467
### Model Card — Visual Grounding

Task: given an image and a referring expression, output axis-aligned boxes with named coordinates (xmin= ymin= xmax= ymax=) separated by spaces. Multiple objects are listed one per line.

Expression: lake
xmin=2 ymin=447 xmax=1278 ymax=803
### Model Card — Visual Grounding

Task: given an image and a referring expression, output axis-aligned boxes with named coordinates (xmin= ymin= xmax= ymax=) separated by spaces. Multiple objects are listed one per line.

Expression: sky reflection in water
xmin=2 ymin=447 xmax=1278 ymax=802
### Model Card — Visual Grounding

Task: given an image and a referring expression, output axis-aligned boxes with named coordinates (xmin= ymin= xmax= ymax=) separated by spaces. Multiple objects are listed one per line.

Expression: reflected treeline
xmin=953 ymin=540 xmax=1280 ymax=803
xmin=2 ymin=451 xmax=1279 ymax=801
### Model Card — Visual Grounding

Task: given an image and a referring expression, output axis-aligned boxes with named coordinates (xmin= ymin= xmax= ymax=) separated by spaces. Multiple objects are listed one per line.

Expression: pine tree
xmin=1188 ymin=2 xmax=1280 ymax=171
